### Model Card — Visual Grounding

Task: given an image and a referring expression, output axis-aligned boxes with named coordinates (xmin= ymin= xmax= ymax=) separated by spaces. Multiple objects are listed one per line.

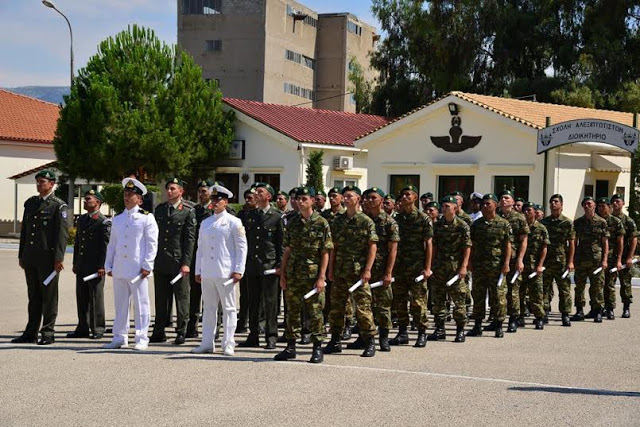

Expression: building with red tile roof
xmin=0 ymin=89 xmax=59 ymax=144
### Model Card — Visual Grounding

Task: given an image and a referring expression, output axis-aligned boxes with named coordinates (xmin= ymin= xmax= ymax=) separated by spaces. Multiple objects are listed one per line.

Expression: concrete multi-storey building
xmin=177 ymin=0 xmax=378 ymax=112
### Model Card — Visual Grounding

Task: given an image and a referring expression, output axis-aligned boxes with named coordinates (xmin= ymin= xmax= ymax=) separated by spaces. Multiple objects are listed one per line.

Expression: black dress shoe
xmin=149 ymin=334 xmax=167 ymax=343
xmin=235 ymin=325 xmax=248 ymax=334
xmin=185 ymin=330 xmax=199 ymax=339
xmin=38 ymin=336 xmax=55 ymax=345
xmin=66 ymin=331 xmax=90 ymax=338
xmin=91 ymin=333 xmax=104 ymax=340
xmin=173 ymin=334 xmax=186 ymax=345
xmin=238 ymin=337 xmax=260 ymax=347
xmin=11 ymin=335 xmax=37 ymax=344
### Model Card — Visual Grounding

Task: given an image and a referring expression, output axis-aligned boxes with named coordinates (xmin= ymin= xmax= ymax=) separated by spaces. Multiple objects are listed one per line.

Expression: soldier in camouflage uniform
xmin=420 ymin=192 xmax=434 ymax=213
xmin=383 ymin=194 xmax=396 ymax=218
xmin=497 ymin=190 xmax=529 ymax=333
xmin=356 ymin=187 xmax=399 ymax=351
xmin=324 ymin=186 xmax=379 ymax=357
xmin=451 ymin=191 xmax=473 ymax=314
xmin=425 ymin=201 xmax=441 ymax=223
xmin=389 ymin=185 xmax=433 ymax=348
xmin=572 ymin=196 xmax=609 ymax=323
xmin=521 ymin=202 xmax=549 ymax=329
xmin=540 ymin=194 xmax=575 ymax=326
xmin=596 ymin=197 xmax=624 ymax=320
xmin=428 ymin=196 xmax=471 ymax=343
xmin=611 ymin=193 xmax=638 ymax=318
xmin=467 ymin=194 xmax=512 ymax=338
xmin=274 ymin=187 xmax=332 ymax=364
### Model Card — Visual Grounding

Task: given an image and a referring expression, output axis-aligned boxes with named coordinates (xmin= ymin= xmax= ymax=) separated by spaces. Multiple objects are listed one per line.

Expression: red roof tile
xmin=223 ymin=98 xmax=390 ymax=146
xmin=0 ymin=89 xmax=60 ymax=144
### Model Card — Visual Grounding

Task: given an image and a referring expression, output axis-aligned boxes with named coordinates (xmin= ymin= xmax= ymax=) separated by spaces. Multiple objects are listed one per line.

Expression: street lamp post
xmin=42 ymin=0 xmax=75 ymax=225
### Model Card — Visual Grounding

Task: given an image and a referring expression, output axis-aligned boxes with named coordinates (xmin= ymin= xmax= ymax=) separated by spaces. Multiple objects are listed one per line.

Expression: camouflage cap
xmin=420 ymin=192 xmax=433 ymax=199
xmin=276 ymin=190 xmax=289 ymax=200
xmin=341 ymin=185 xmax=362 ymax=196
xmin=35 ymin=169 xmax=56 ymax=182
xmin=426 ymin=201 xmax=440 ymax=209
xmin=610 ymin=193 xmax=624 ymax=202
xmin=400 ymin=185 xmax=419 ymax=195
xmin=197 ymin=179 xmax=214 ymax=189
xmin=482 ymin=193 xmax=499 ymax=203
xmin=441 ymin=195 xmax=457 ymax=205
xmin=253 ymin=182 xmax=275 ymax=197
xmin=165 ymin=177 xmax=186 ymax=189
xmin=498 ymin=190 xmax=514 ymax=199
xmin=549 ymin=193 xmax=563 ymax=203
xmin=296 ymin=186 xmax=316 ymax=197
xmin=364 ymin=187 xmax=386 ymax=198
xmin=85 ymin=189 xmax=104 ymax=202
xmin=596 ymin=196 xmax=610 ymax=205
xmin=328 ymin=187 xmax=341 ymax=195
xmin=581 ymin=196 xmax=595 ymax=205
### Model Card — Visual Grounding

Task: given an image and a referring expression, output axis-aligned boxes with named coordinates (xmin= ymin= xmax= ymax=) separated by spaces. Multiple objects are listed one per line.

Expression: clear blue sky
xmin=0 ymin=0 xmax=378 ymax=87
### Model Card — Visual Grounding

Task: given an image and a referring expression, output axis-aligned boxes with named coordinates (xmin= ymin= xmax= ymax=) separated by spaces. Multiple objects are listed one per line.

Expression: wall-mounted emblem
xmin=430 ymin=116 xmax=482 ymax=152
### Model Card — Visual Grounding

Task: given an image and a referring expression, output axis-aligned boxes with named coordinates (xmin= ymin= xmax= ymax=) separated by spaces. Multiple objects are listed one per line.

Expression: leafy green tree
xmin=305 ymin=150 xmax=325 ymax=194
xmin=348 ymin=57 xmax=374 ymax=114
xmin=54 ymin=25 xmax=235 ymax=188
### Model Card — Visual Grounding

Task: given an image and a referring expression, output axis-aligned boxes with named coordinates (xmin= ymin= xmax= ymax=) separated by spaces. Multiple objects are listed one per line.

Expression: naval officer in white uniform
xmin=103 ymin=178 xmax=159 ymax=351
xmin=193 ymin=184 xmax=247 ymax=356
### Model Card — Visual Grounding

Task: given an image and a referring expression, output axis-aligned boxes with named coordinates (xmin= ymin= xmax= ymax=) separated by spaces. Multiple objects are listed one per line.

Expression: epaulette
xmin=181 ymin=200 xmax=195 ymax=209
xmin=50 ymin=195 xmax=67 ymax=206
xmin=139 ymin=209 xmax=149 ymax=215
xmin=25 ymin=195 xmax=39 ymax=207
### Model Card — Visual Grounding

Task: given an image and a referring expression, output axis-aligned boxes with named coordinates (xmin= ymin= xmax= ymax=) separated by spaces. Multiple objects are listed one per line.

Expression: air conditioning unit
xmin=333 ymin=156 xmax=353 ymax=170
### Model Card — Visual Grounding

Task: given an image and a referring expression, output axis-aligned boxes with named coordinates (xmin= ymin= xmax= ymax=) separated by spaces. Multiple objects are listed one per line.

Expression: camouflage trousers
xmin=574 ymin=260 xmax=604 ymax=311
xmin=604 ymin=262 xmax=618 ymax=310
xmin=506 ymin=263 xmax=522 ymax=317
xmin=471 ymin=268 xmax=507 ymax=323
xmin=284 ymin=278 xmax=325 ymax=343
xmin=430 ymin=264 xmax=468 ymax=326
xmin=543 ymin=259 xmax=572 ymax=314
xmin=520 ymin=270 xmax=545 ymax=318
xmin=619 ymin=267 xmax=634 ymax=304
xmin=329 ymin=275 xmax=376 ymax=338
xmin=371 ymin=284 xmax=393 ymax=330
xmin=393 ymin=268 xmax=429 ymax=331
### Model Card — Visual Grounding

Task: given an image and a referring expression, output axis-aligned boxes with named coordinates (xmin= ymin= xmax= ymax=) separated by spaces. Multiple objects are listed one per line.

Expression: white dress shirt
xmin=195 ymin=210 xmax=247 ymax=279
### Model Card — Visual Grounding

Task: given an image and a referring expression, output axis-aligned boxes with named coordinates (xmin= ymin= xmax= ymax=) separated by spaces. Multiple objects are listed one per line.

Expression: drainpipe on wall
xmin=299 ymin=144 xmax=305 ymax=186
xmin=13 ymin=180 xmax=18 ymax=234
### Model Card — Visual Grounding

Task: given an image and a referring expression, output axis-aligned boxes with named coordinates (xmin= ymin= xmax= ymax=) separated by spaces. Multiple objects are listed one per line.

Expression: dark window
xmin=214 ymin=173 xmax=239 ymax=204
xmin=616 ymin=186 xmax=625 ymax=196
xmin=347 ymin=21 xmax=362 ymax=36
xmin=438 ymin=175 xmax=475 ymax=212
xmin=205 ymin=40 xmax=222 ymax=51
xmin=183 ymin=0 xmax=221 ymax=15
xmin=389 ymin=175 xmax=420 ymax=200
xmin=494 ymin=176 xmax=529 ymax=201
xmin=254 ymin=174 xmax=281 ymax=192
xmin=596 ymin=180 xmax=609 ymax=199
xmin=584 ymin=184 xmax=594 ymax=198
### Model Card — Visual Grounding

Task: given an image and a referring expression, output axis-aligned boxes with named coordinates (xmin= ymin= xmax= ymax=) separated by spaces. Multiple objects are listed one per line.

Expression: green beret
xmin=535 ymin=204 xmax=544 ymax=211
xmin=522 ymin=202 xmax=536 ymax=210
xmin=514 ymin=197 xmax=525 ymax=203
xmin=365 ymin=187 xmax=385 ymax=198
xmin=35 ymin=169 xmax=56 ymax=181
xmin=610 ymin=193 xmax=624 ymax=202
xmin=420 ymin=192 xmax=433 ymax=199
xmin=288 ymin=187 xmax=299 ymax=196
xmin=549 ymin=194 xmax=563 ymax=203
xmin=581 ymin=196 xmax=595 ymax=205
xmin=244 ymin=188 xmax=256 ymax=197
xmin=276 ymin=190 xmax=289 ymax=200
xmin=328 ymin=187 xmax=341 ymax=195
xmin=296 ymin=186 xmax=316 ymax=197
xmin=596 ymin=197 xmax=610 ymax=205
xmin=253 ymin=182 xmax=275 ymax=197
xmin=426 ymin=201 xmax=440 ymax=209
xmin=400 ymin=185 xmax=419 ymax=194
xmin=341 ymin=185 xmax=362 ymax=196
xmin=384 ymin=194 xmax=395 ymax=201
xmin=198 ymin=179 xmax=213 ymax=188
xmin=85 ymin=189 xmax=104 ymax=202
xmin=482 ymin=193 xmax=499 ymax=203
xmin=316 ymin=190 xmax=327 ymax=198
xmin=498 ymin=190 xmax=514 ymax=198
xmin=449 ymin=190 xmax=463 ymax=197
xmin=166 ymin=177 xmax=186 ymax=188
xmin=441 ymin=195 xmax=457 ymax=204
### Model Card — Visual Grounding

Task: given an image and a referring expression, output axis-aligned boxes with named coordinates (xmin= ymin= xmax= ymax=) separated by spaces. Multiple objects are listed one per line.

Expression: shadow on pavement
xmin=166 ymin=355 xmax=273 ymax=363
xmin=509 ymin=386 xmax=640 ymax=397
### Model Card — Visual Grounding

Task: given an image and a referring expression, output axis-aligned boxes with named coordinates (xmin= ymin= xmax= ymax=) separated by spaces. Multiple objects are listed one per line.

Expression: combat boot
xmin=571 ymin=308 xmax=584 ymax=321
xmin=495 ymin=322 xmax=504 ymax=338
xmin=185 ymin=322 xmax=198 ymax=339
xmin=308 ymin=342 xmax=323 ymax=364
xmin=561 ymin=313 xmax=571 ymax=327
xmin=454 ymin=325 xmax=466 ymax=343
xmin=585 ymin=308 xmax=595 ymax=319
xmin=341 ymin=325 xmax=352 ymax=341
xmin=414 ymin=330 xmax=427 ymax=348
xmin=322 ymin=335 xmax=342 ymax=354
xmin=346 ymin=336 xmax=366 ymax=350
xmin=466 ymin=320 xmax=483 ymax=337
xmin=534 ymin=318 xmax=544 ymax=330
xmin=622 ymin=303 xmax=630 ymax=318
xmin=606 ymin=308 xmax=615 ymax=320
xmin=379 ymin=328 xmax=391 ymax=352
xmin=427 ymin=321 xmax=446 ymax=341
xmin=361 ymin=337 xmax=376 ymax=357
xmin=274 ymin=340 xmax=297 ymax=361
xmin=389 ymin=327 xmax=409 ymax=345
xmin=506 ymin=316 xmax=518 ymax=333
xmin=517 ymin=315 xmax=525 ymax=327
xmin=483 ymin=321 xmax=497 ymax=332
xmin=594 ymin=309 xmax=603 ymax=323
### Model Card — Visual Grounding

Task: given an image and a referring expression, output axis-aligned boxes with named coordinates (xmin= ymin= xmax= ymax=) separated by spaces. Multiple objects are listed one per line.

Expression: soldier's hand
xmin=97 ymin=268 xmax=105 ymax=277
xmin=383 ymin=273 xmax=393 ymax=288
xmin=361 ymin=268 xmax=372 ymax=283
xmin=626 ymin=258 xmax=634 ymax=269
xmin=617 ymin=260 xmax=623 ymax=271
xmin=601 ymin=260 xmax=608 ymax=271
xmin=516 ymin=260 xmax=524 ymax=273
xmin=316 ymin=279 xmax=325 ymax=293
xmin=140 ymin=269 xmax=150 ymax=278
xmin=107 ymin=271 xmax=113 ymax=277
xmin=72 ymin=265 xmax=77 ymax=274
xmin=54 ymin=261 xmax=64 ymax=273
xmin=280 ymin=276 xmax=287 ymax=290
xmin=501 ymin=263 xmax=510 ymax=274
xmin=567 ymin=261 xmax=575 ymax=272
xmin=458 ymin=266 xmax=468 ymax=280
xmin=423 ymin=269 xmax=432 ymax=280
xmin=275 ymin=267 xmax=281 ymax=276
xmin=231 ymin=272 xmax=242 ymax=283
xmin=180 ymin=265 xmax=190 ymax=276
xmin=195 ymin=274 xmax=202 ymax=284
xmin=536 ymin=265 xmax=545 ymax=275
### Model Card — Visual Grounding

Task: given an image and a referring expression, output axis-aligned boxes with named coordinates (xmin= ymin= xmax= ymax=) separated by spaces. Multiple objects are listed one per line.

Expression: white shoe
xmin=102 ymin=341 xmax=127 ymax=349
xmin=223 ymin=345 xmax=235 ymax=356
xmin=133 ymin=343 xmax=148 ymax=351
xmin=191 ymin=345 xmax=214 ymax=354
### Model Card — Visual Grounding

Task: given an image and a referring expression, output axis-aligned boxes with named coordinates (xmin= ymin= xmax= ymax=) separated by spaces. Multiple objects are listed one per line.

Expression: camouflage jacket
xmin=433 ymin=215 xmax=471 ymax=269
xmin=457 ymin=210 xmax=472 ymax=226
xmin=367 ymin=211 xmax=400 ymax=278
xmin=471 ymin=215 xmax=512 ymax=269
xmin=601 ymin=214 xmax=625 ymax=260
xmin=540 ymin=214 xmax=575 ymax=263
xmin=395 ymin=207 xmax=433 ymax=271
xmin=331 ymin=211 xmax=378 ymax=278
xmin=613 ymin=212 xmax=638 ymax=259
xmin=500 ymin=209 xmax=529 ymax=260
xmin=284 ymin=211 xmax=333 ymax=280
xmin=321 ymin=206 xmax=346 ymax=228
xmin=523 ymin=220 xmax=550 ymax=271
xmin=574 ymin=214 xmax=609 ymax=263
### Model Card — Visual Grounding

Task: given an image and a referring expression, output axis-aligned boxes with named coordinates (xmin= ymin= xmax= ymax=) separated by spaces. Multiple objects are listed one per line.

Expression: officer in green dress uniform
xmin=13 ymin=170 xmax=69 ymax=345
xmin=275 ymin=191 xmax=289 ymax=213
xmin=150 ymin=178 xmax=196 ymax=345
xmin=236 ymin=188 xmax=257 ymax=333
xmin=68 ymin=190 xmax=110 ymax=339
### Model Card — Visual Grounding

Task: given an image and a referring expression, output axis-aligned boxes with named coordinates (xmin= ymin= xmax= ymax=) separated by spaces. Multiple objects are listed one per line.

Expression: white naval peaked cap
xmin=470 ymin=192 xmax=483 ymax=200
xmin=121 ymin=177 xmax=148 ymax=196
xmin=209 ymin=184 xmax=233 ymax=199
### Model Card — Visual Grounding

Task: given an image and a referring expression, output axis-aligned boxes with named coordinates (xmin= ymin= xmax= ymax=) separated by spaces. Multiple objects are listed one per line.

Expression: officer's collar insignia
xmin=178 ymin=203 xmax=183 ymax=210
xmin=125 ymin=180 xmax=135 ymax=189
xmin=91 ymin=212 xmax=99 ymax=219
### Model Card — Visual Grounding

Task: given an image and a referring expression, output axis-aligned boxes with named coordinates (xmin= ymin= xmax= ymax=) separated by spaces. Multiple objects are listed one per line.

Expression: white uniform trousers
xmin=112 ymin=277 xmax=150 ymax=345
xmin=201 ymin=277 xmax=237 ymax=350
